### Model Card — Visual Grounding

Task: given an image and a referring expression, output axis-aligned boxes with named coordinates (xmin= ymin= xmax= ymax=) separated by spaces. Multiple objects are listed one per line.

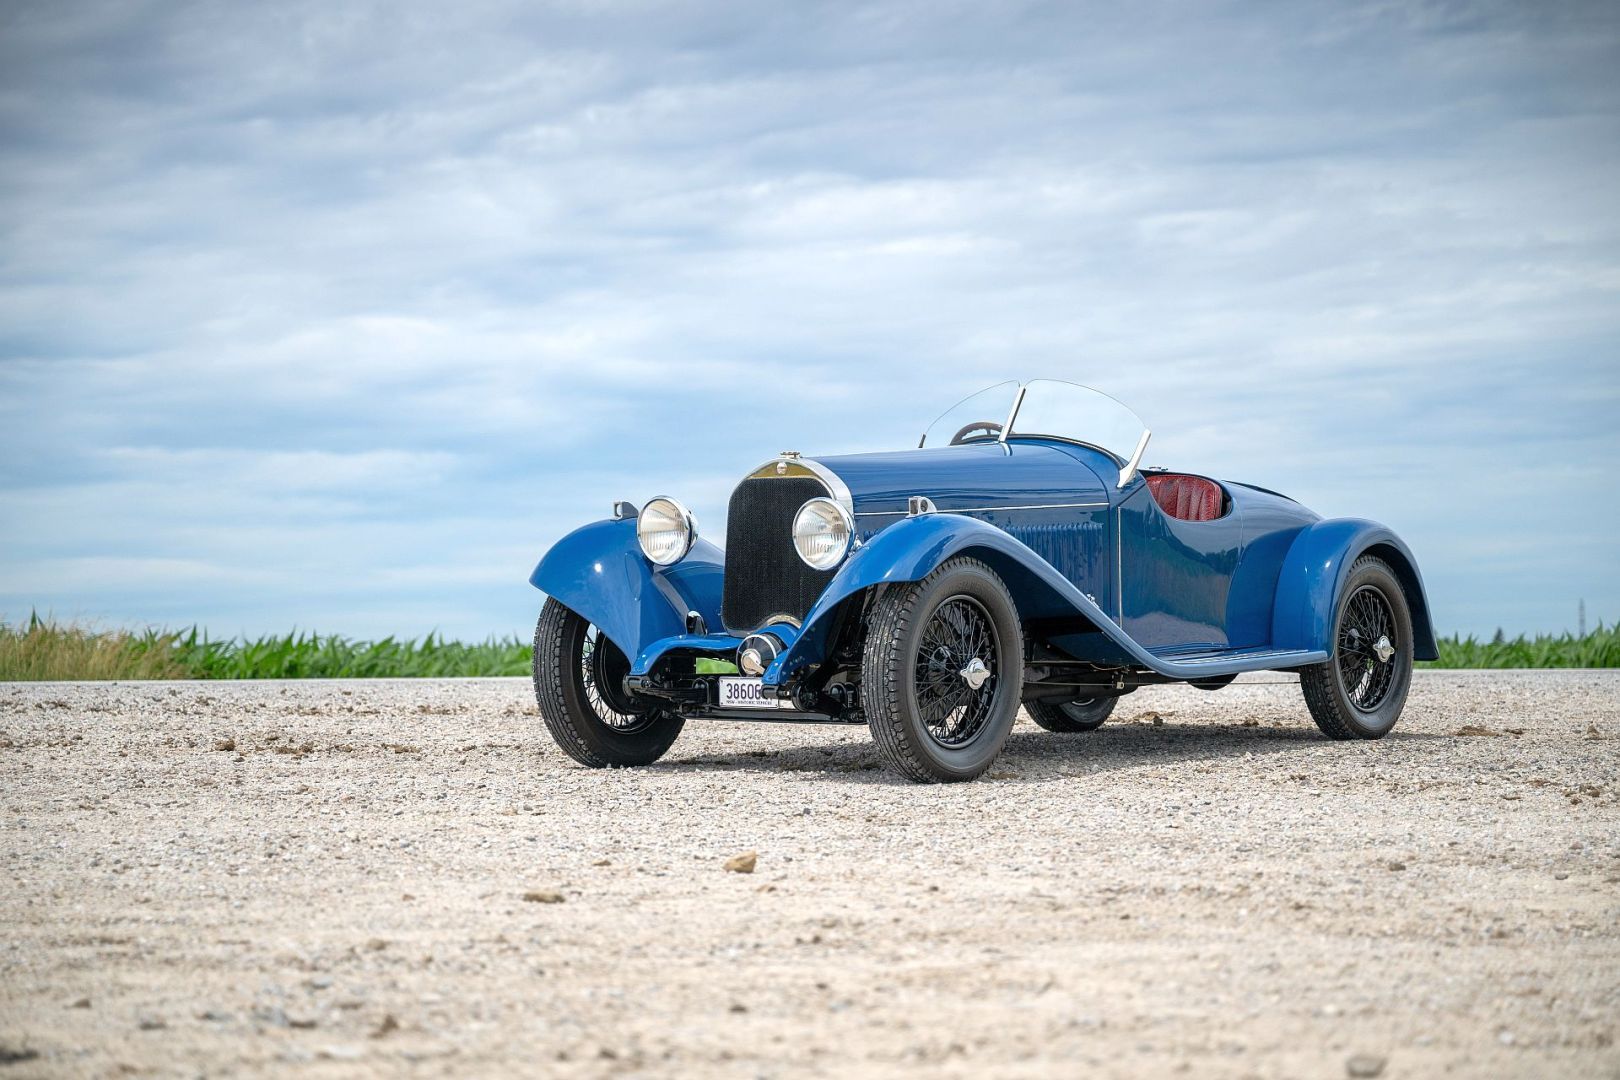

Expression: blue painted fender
xmin=769 ymin=514 xmax=1148 ymax=684
xmin=1271 ymin=518 xmax=1438 ymax=661
xmin=528 ymin=518 xmax=725 ymax=661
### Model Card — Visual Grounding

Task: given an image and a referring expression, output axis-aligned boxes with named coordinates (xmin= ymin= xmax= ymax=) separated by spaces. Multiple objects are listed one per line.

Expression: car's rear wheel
xmin=532 ymin=598 xmax=684 ymax=767
xmin=1028 ymin=696 xmax=1115 ymax=732
xmin=861 ymin=557 xmax=1024 ymax=783
xmin=1300 ymin=556 xmax=1414 ymax=740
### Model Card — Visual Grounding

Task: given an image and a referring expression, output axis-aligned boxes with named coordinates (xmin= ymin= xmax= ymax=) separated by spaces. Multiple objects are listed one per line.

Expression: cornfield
xmin=1421 ymin=623 xmax=1619 ymax=669
xmin=2 ymin=615 xmax=1615 ymax=680
xmin=1 ymin=616 xmax=527 ymax=681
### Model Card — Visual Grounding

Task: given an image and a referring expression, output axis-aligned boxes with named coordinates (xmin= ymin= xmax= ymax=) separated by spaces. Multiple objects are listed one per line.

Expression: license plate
xmin=717 ymin=677 xmax=787 ymax=709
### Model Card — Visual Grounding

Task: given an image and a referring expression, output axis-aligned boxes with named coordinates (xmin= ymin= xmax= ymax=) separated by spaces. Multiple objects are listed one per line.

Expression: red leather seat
xmin=1146 ymin=474 xmax=1224 ymax=522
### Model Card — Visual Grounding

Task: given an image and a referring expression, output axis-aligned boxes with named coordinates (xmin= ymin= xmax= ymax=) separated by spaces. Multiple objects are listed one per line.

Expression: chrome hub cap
xmin=1373 ymin=634 xmax=1395 ymax=664
xmin=959 ymin=657 xmax=990 ymax=690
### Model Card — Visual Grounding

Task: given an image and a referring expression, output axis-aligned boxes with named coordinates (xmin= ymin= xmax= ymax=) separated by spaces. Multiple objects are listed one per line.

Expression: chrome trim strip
xmin=997 ymin=384 xmax=1027 ymax=444
xmin=854 ymin=501 xmax=1108 ymax=517
xmin=1116 ymin=508 xmax=1124 ymax=625
xmin=800 ymin=458 xmax=854 ymax=517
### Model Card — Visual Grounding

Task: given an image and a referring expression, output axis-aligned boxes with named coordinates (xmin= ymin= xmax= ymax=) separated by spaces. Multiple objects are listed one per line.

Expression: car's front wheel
xmin=1028 ymin=696 xmax=1115 ymax=732
xmin=861 ymin=557 xmax=1024 ymax=783
xmin=532 ymin=598 xmax=684 ymax=767
xmin=1299 ymin=556 xmax=1414 ymax=740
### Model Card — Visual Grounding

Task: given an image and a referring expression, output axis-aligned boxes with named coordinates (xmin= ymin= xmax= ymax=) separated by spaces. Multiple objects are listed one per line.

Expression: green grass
xmin=0 ymin=617 xmax=190 ymax=681
xmin=3 ymin=615 xmax=1616 ymax=681
xmin=1 ymin=616 xmax=528 ymax=681
xmin=1420 ymin=623 xmax=1620 ymax=669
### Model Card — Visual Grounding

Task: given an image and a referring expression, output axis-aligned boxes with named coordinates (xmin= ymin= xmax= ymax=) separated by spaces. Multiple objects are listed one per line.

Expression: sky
xmin=1 ymin=0 xmax=1617 ymax=643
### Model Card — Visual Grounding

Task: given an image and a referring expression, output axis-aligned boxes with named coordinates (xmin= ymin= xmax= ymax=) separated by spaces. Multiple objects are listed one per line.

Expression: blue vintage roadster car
xmin=529 ymin=380 xmax=1435 ymax=782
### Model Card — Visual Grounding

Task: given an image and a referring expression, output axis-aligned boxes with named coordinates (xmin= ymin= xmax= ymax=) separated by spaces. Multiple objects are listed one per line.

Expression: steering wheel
xmin=949 ymin=420 xmax=1003 ymax=445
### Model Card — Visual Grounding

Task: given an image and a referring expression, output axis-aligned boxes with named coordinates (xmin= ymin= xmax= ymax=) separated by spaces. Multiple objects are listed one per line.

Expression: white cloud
xmin=1 ymin=0 xmax=1617 ymax=639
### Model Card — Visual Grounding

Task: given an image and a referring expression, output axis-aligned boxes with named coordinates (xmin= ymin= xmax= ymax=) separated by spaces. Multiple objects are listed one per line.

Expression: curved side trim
xmin=1271 ymin=518 xmax=1439 ymax=661
xmin=855 ymin=501 xmax=1108 ymax=517
xmin=763 ymin=514 xmax=1326 ymax=685
xmin=528 ymin=518 xmax=725 ymax=661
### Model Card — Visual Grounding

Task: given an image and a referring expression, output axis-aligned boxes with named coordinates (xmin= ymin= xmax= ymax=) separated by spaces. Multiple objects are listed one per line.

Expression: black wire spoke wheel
xmin=1029 ymin=695 xmax=1116 ymax=733
xmin=1336 ymin=585 xmax=1397 ymax=711
xmin=532 ymin=599 xmax=684 ymax=768
xmin=861 ymin=557 xmax=1024 ymax=783
xmin=914 ymin=595 xmax=999 ymax=747
xmin=1300 ymin=556 xmax=1414 ymax=741
xmin=581 ymin=624 xmax=658 ymax=734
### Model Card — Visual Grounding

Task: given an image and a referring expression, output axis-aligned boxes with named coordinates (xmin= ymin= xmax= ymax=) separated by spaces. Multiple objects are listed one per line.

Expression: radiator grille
xmin=722 ymin=476 xmax=836 ymax=633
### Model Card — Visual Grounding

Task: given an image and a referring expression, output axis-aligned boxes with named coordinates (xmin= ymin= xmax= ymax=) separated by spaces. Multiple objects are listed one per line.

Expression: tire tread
xmin=1028 ymin=697 xmax=1115 ymax=733
xmin=860 ymin=557 xmax=1021 ymax=783
xmin=532 ymin=598 xmax=682 ymax=767
xmin=1299 ymin=555 xmax=1410 ymax=741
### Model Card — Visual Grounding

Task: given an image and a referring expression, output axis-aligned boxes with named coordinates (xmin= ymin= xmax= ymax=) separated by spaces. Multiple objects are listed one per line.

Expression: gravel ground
xmin=1 ymin=670 xmax=1617 ymax=1079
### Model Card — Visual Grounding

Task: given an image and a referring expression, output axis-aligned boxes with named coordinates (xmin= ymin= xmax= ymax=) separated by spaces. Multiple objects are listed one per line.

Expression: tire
xmin=1300 ymin=556 xmax=1414 ymax=740
xmin=1028 ymin=696 xmax=1116 ymax=732
xmin=861 ymin=557 xmax=1024 ymax=783
xmin=532 ymin=598 xmax=684 ymax=767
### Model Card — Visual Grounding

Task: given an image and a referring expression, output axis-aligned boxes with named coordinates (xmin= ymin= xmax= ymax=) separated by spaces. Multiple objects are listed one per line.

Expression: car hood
xmin=813 ymin=441 xmax=1111 ymax=517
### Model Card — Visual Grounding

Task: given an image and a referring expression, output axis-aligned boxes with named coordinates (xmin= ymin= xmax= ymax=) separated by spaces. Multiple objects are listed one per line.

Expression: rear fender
xmin=1271 ymin=518 xmax=1438 ymax=661
xmin=528 ymin=518 xmax=725 ymax=661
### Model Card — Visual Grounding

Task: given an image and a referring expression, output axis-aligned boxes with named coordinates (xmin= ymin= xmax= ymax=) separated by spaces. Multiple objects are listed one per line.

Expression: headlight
xmin=792 ymin=497 xmax=854 ymax=570
xmin=637 ymin=496 xmax=696 ymax=565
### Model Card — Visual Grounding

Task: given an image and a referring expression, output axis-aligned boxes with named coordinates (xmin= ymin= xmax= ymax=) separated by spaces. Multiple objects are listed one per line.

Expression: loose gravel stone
xmin=1346 ymin=1053 xmax=1387 ymax=1077
xmin=0 ymin=671 xmax=1616 ymax=1077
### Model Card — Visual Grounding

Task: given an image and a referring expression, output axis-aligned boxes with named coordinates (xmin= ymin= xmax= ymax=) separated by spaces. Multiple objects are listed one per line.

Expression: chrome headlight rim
xmin=791 ymin=496 xmax=855 ymax=571
xmin=636 ymin=495 xmax=697 ymax=566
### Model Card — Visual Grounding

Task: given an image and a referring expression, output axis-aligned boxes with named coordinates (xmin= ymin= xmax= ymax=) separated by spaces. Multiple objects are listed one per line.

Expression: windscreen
xmin=918 ymin=381 xmax=1018 ymax=448
xmin=1006 ymin=380 xmax=1148 ymax=465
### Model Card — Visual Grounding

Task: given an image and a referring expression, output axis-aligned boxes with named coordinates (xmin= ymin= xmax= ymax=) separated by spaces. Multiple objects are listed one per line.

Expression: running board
xmin=1140 ymin=646 xmax=1328 ymax=678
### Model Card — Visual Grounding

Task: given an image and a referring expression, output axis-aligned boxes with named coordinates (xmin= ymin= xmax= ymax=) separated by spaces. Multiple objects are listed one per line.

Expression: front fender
xmin=528 ymin=518 xmax=725 ymax=661
xmin=1271 ymin=518 xmax=1438 ymax=661
xmin=767 ymin=514 xmax=1123 ymax=684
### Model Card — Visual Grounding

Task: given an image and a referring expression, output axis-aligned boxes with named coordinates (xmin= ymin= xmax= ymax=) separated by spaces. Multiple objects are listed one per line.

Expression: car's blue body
xmin=530 ymin=430 xmax=1436 ymax=720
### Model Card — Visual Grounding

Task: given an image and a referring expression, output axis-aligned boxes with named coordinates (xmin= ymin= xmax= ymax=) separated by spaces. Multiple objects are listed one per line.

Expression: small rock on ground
xmin=1346 ymin=1053 xmax=1387 ymax=1077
